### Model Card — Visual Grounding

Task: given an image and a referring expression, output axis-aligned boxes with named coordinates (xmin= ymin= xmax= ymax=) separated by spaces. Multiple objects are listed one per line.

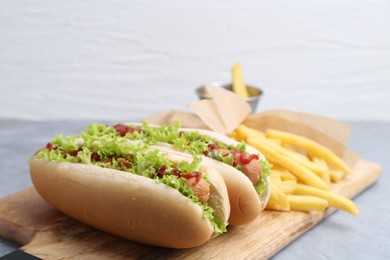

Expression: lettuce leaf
xmin=177 ymin=155 xmax=201 ymax=173
xmin=254 ymin=159 xmax=271 ymax=199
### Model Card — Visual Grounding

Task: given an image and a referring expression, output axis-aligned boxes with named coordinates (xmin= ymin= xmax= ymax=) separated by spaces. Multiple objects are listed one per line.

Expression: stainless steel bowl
xmin=196 ymin=83 xmax=263 ymax=113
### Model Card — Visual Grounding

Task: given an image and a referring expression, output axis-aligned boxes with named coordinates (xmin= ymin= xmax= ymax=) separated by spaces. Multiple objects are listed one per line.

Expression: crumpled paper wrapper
xmin=143 ymin=86 xmax=359 ymax=167
xmin=143 ymin=110 xmax=209 ymax=130
xmin=188 ymin=84 xmax=251 ymax=135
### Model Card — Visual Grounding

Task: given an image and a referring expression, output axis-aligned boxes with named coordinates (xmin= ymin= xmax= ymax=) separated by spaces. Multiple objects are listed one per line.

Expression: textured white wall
xmin=0 ymin=0 xmax=389 ymax=121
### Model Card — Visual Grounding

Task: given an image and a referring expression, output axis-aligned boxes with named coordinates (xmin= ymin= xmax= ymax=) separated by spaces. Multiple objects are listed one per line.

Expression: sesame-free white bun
xmin=181 ymin=128 xmax=271 ymax=212
xmin=30 ymin=153 xmax=230 ymax=248
xmin=151 ymin=144 xmax=262 ymax=226
xmin=127 ymin=123 xmax=271 ymax=226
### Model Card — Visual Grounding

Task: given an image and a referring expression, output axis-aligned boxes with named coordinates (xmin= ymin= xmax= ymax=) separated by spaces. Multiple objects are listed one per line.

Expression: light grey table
xmin=0 ymin=120 xmax=389 ymax=259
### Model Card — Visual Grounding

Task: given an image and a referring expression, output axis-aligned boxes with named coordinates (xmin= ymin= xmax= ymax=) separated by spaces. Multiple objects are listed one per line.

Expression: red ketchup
xmin=157 ymin=167 xmax=201 ymax=186
xmin=208 ymin=144 xmax=219 ymax=151
xmin=171 ymin=168 xmax=181 ymax=177
xmin=121 ymin=159 xmax=132 ymax=168
xmin=69 ymin=147 xmax=83 ymax=157
xmin=46 ymin=143 xmax=53 ymax=150
xmin=69 ymin=150 xmax=78 ymax=157
xmin=204 ymin=143 xmax=220 ymax=156
xmin=233 ymin=150 xmax=259 ymax=166
xmin=46 ymin=143 xmax=58 ymax=151
xmin=157 ymin=165 xmax=168 ymax=177
xmin=113 ymin=124 xmax=140 ymax=137
xmin=91 ymin=152 xmax=101 ymax=162
xmin=180 ymin=172 xmax=202 ymax=186
xmin=240 ymin=153 xmax=259 ymax=164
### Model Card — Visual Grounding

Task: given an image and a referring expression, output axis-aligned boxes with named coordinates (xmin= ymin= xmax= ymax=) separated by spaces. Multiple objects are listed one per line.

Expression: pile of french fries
xmin=231 ymin=125 xmax=359 ymax=215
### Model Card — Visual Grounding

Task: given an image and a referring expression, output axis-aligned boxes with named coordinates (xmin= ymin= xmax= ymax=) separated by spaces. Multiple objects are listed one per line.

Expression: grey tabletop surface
xmin=0 ymin=120 xmax=389 ymax=259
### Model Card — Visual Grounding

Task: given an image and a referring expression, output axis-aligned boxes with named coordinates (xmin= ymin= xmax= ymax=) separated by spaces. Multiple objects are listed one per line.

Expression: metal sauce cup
xmin=196 ymin=83 xmax=263 ymax=113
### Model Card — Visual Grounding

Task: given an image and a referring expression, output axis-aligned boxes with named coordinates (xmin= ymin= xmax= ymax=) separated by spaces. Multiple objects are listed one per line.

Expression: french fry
xmin=278 ymin=180 xmax=297 ymax=194
xmin=270 ymin=172 xmax=282 ymax=186
xmin=229 ymin=130 xmax=238 ymax=140
xmin=282 ymin=144 xmax=308 ymax=159
xmin=308 ymin=154 xmax=344 ymax=183
xmin=265 ymin=138 xmax=283 ymax=145
xmin=294 ymin=184 xmax=359 ymax=215
xmin=247 ymin=137 xmax=329 ymax=190
xmin=282 ymin=143 xmax=299 ymax=152
xmin=235 ymin=125 xmax=265 ymax=142
xmin=287 ymin=195 xmax=329 ymax=212
xmin=244 ymin=130 xmax=328 ymax=176
xmin=231 ymin=63 xmax=249 ymax=98
xmin=267 ymin=183 xmax=290 ymax=211
xmin=266 ymin=199 xmax=290 ymax=212
xmin=266 ymin=129 xmax=352 ymax=174
xmin=311 ymin=157 xmax=331 ymax=185
xmin=232 ymin=124 xmax=357 ymax=215
xmin=235 ymin=124 xmax=284 ymax=146
xmin=271 ymin=141 xmax=328 ymax=175
xmin=271 ymin=169 xmax=297 ymax=181
xmin=329 ymin=168 xmax=346 ymax=183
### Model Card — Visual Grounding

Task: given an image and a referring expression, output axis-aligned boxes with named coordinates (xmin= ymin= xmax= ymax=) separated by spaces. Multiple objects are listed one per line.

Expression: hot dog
xmin=29 ymin=124 xmax=230 ymax=248
xmin=110 ymin=122 xmax=271 ymax=225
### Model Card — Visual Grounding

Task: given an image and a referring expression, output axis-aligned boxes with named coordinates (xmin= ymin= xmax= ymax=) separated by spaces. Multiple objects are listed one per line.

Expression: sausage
xmin=240 ymin=159 xmax=262 ymax=185
xmin=233 ymin=152 xmax=262 ymax=185
xmin=185 ymin=177 xmax=210 ymax=204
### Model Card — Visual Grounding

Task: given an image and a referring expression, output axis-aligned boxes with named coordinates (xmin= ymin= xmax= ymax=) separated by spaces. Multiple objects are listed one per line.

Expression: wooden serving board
xmin=0 ymin=160 xmax=382 ymax=259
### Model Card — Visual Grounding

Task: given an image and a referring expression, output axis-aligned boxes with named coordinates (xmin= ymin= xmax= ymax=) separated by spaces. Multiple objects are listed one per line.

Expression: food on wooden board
xmin=231 ymin=125 xmax=359 ymax=215
xmin=30 ymin=124 xmax=231 ymax=248
xmin=110 ymin=122 xmax=271 ymax=226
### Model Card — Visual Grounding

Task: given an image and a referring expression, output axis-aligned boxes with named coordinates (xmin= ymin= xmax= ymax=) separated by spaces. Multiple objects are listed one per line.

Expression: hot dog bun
xmin=150 ymin=143 xmax=261 ymax=226
xmin=181 ymin=128 xmax=271 ymax=209
xmin=123 ymin=123 xmax=271 ymax=226
xmin=30 ymin=152 xmax=230 ymax=248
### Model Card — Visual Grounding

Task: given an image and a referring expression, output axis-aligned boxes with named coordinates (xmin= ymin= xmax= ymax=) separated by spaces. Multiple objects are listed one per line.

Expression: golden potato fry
xmin=247 ymin=131 xmax=328 ymax=176
xmin=311 ymin=157 xmax=331 ymax=184
xmin=235 ymin=125 xmax=265 ymax=142
xmin=329 ymin=168 xmax=346 ymax=183
xmin=287 ymin=195 xmax=329 ymax=212
xmin=294 ymin=184 xmax=359 ymax=215
xmin=267 ymin=138 xmax=283 ymax=145
xmin=279 ymin=180 xmax=297 ymax=194
xmin=266 ymin=129 xmax=352 ymax=174
xmin=271 ymin=167 xmax=297 ymax=181
xmin=229 ymin=130 xmax=238 ymax=140
xmin=270 ymin=171 xmax=282 ymax=185
xmin=231 ymin=63 xmax=249 ymax=98
xmin=282 ymin=144 xmax=308 ymax=158
xmin=266 ymin=199 xmax=290 ymax=212
xmin=282 ymin=143 xmax=300 ymax=151
xmin=236 ymin=124 xmax=355 ymax=215
xmin=235 ymin=124 xmax=265 ymax=140
xmin=247 ymin=137 xmax=329 ymax=190
xmin=268 ymin=183 xmax=290 ymax=211
xmin=278 ymin=144 xmax=327 ymax=175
